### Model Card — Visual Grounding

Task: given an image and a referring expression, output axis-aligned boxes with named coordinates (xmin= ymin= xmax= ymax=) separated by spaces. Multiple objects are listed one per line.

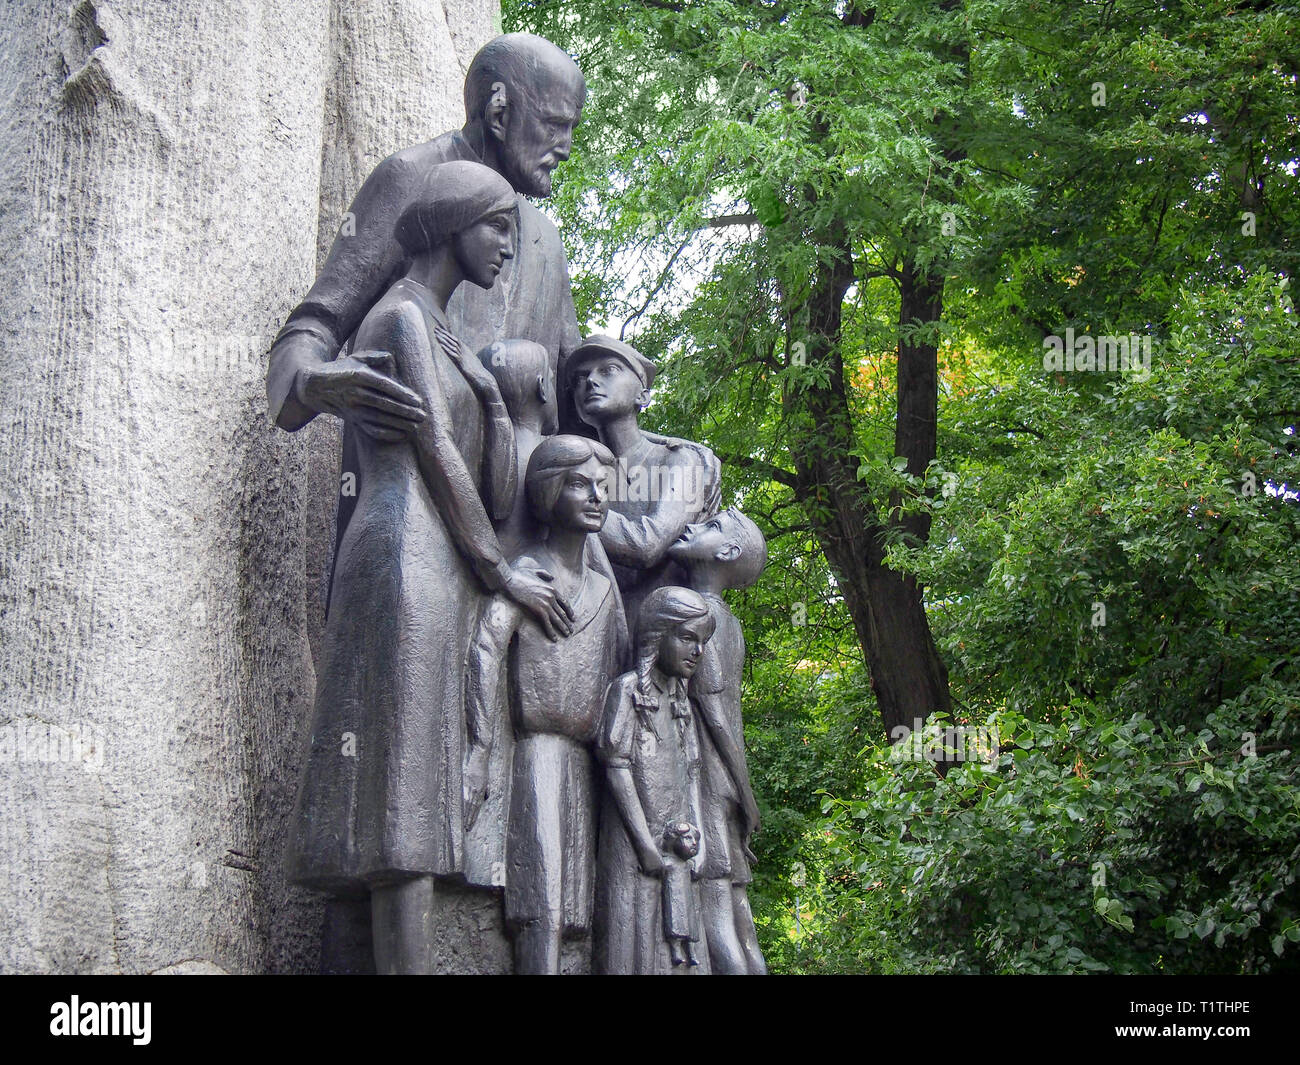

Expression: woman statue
xmin=285 ymin=160 xmax=573 ymax=974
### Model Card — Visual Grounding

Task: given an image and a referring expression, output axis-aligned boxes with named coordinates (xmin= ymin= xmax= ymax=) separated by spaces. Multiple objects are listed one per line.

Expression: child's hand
xmin=463 ymin=744 xmax=491 ymax=830
xmin=636 ymin=843 xmax=666 ymax=877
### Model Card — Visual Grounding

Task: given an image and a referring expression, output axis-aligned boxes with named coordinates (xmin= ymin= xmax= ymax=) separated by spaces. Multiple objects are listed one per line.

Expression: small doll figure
xmin=661 ymin=820 xmax=702 ymax=966
xmin=594 ymin=586 xmax=716 ymax=975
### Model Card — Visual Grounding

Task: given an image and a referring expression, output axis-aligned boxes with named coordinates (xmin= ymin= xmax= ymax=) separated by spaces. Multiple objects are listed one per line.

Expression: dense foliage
xmin=504 ymin=0 xmax=1300 ymax=973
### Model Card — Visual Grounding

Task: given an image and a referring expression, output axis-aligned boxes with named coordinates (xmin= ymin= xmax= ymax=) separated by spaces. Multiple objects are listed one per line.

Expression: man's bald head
xmin=464 ymin=33 xmax=585 ymax=119
xmin=463 ymin=33 xmax=585 ymax=198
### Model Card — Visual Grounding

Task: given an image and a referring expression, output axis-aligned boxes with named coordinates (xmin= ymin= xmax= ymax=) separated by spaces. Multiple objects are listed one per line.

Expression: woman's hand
xmin=297 ymin=350 xmax=426 ymax=442
xmin=502 ymin=565 xmax=574 ymax=640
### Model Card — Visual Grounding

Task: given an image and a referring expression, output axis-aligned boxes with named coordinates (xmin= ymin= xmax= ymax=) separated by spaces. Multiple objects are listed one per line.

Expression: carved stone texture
xmin=0 ymin=0 xmax=493 ymax=976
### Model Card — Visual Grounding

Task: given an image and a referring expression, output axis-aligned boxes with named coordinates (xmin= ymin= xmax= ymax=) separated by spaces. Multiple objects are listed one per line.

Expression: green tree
xmin=504 ymin=0 xmax=1300 ymax=971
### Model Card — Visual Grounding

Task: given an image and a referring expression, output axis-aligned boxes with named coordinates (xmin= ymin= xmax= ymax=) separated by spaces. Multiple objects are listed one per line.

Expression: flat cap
xmin=568 ymin=334 xmax=657 ymax=390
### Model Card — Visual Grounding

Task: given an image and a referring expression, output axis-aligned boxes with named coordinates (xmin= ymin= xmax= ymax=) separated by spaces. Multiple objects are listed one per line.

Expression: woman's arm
xmin=359 ymin=298 xmax=573 ymax=636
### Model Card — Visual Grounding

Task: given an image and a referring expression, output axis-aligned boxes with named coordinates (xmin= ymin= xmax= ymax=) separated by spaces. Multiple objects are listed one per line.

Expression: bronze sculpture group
xmin=273 ymin=33 xmax=767 ymax=975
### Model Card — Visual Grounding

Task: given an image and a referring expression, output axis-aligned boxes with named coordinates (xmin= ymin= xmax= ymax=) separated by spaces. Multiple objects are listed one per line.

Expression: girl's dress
xmin=594 ymin=670 xmax=710 ymax=973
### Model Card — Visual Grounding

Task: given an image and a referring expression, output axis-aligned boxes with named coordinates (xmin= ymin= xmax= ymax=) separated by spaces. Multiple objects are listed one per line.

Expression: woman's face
xmin=453 ymin=208 xmax=517 ymax=289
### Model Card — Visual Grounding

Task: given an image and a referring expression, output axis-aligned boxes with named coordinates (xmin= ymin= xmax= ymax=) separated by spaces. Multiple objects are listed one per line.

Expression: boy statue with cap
xmin=567 ymin=335 xmax=722 ymax=628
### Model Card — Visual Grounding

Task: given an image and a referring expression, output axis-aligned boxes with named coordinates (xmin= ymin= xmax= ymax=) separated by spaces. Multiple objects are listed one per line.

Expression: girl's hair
xmin=394 ymin=160 xmax=517 ymax=255
xmin=632 ymin=586 xmax=715 ymax=704
xmin=524 ymin=434 xmax=615 ymax=524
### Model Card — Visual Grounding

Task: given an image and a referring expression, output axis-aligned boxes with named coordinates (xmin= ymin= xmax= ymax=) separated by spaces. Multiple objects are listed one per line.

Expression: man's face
xmin=547 ymin=456 xmax=610 ymax=533
xmin=570 ymin=356 xmax=647 ymax=426
xmin=668 ymin=513 xmax=735 ymax=564
xmin=657 ymin=616 xmax=712 ymax=679
xmin=499 ymin=77 xmax=584 ymax=198
xmin=453 ymin=209 xmax=517 ymax=289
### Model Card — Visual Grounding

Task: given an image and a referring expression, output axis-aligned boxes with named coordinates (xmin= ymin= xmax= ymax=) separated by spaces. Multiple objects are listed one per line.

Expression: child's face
xmin=570 ymin=356 xmax=647 ymax=425
xmin=668 ymin=513 xmax=735 ymax=565
xmin=547 ymin=456 xmax=610 ymax=534
xmin=657 ymin=616 xmax=712 ymax=679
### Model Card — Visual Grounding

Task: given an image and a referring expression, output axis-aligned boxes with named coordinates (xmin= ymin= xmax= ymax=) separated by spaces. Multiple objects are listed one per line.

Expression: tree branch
xmin=716 ymin=452 xmax=801 ymax=490
xmin=707 ymin=212 xmax=760 ymax=228
xmin=619 ymin=233 xmax=693 ymax=339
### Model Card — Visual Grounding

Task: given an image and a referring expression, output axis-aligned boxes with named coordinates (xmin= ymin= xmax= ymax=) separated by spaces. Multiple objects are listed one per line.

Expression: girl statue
xmin=594 ymin=586 xmax=716 ymax=974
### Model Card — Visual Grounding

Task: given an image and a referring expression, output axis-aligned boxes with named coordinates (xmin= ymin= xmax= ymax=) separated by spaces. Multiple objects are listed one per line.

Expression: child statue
xmin=667 ymin=508 xmax=769 ymax=974
xmin=464 ymin=435 xmax=629 ymax=975
xmin=594 ymin=586 xmax=716 ymax=974
xmin=565 ymin=335 xmax=721 ymax=629
xmin=477 ymin=338 xmax=553 ymax=557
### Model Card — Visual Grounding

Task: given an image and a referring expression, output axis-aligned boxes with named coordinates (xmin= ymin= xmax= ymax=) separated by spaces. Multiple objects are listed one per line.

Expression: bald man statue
xmin=268 ymin=33 xmax=585 ymax=441
xmin=271 ymin=33 xmax=589 ymax=975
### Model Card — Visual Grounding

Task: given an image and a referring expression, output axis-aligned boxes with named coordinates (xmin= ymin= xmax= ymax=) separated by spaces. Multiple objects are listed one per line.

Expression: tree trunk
xmin=0 ymin=0 xmax=495 ymax=975
xmin=869 ymin=253 xmax=952 ymax=738
xmin=791 ymin=234 xmax=951 ymax=742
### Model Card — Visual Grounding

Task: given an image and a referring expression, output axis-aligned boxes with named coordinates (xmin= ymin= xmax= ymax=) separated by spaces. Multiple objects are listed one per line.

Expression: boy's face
xmin=547 ymin=456 xmax=610 ymax=533
xmin=668 ymin=513 xmax=737 ymax=565
xmin=570 ymin=356 xmax=648 ymax=426
xmin=657 ymin=615 xmax=712 ymax=679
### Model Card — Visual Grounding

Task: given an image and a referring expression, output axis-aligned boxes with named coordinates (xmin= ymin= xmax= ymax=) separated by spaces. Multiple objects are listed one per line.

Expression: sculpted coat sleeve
xmin=463 ymin=593 xmax=522 ymax=828
xmin=465 ymin=594 xmax=522 ymax=750
xmin=552 ymin=233 xmax=584 ymax=436
xmin=599 ymin=445 xmax=719 ymax=569
xmin=267 ymin=153 xmax=421 ymax=429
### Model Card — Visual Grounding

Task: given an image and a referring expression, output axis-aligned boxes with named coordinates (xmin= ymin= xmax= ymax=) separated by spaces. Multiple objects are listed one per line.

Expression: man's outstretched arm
xmin=266 ymin=153 xmax=426 ymax=435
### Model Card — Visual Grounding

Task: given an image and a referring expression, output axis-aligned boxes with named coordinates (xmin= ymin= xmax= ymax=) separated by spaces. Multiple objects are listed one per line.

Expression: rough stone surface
xmin=0 ymin=0 xmax=498 ymax=974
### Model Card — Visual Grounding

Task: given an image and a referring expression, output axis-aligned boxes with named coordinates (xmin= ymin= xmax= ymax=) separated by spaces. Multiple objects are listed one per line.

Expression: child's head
xmin=634 ymin=586 xmax=716 ymax=686
xmin=478 ymin=339 xmax=551 ymax=428
xmin=566 ymin=335 xmax=657 ymax=429
xmin=663 ymin=820 xmax=701 ymax=859
xmin=667 ymin=507 xmax=767 ymax=589
xmin=524 ymin=434 xmax=615 ymax=532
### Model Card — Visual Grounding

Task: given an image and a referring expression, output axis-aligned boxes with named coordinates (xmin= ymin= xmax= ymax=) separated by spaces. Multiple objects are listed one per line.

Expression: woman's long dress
xmin=286 ymin=278 xmax=512 ymax=893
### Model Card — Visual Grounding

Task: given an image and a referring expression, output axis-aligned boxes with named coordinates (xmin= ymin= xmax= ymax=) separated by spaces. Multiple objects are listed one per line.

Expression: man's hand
xmin=464 ymin=743 xmax=491 ymax=830
xmin=502 ymin=565 xmax=575 ymax=640
xmin=297 ymin=350 xmax=426 ymax=442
